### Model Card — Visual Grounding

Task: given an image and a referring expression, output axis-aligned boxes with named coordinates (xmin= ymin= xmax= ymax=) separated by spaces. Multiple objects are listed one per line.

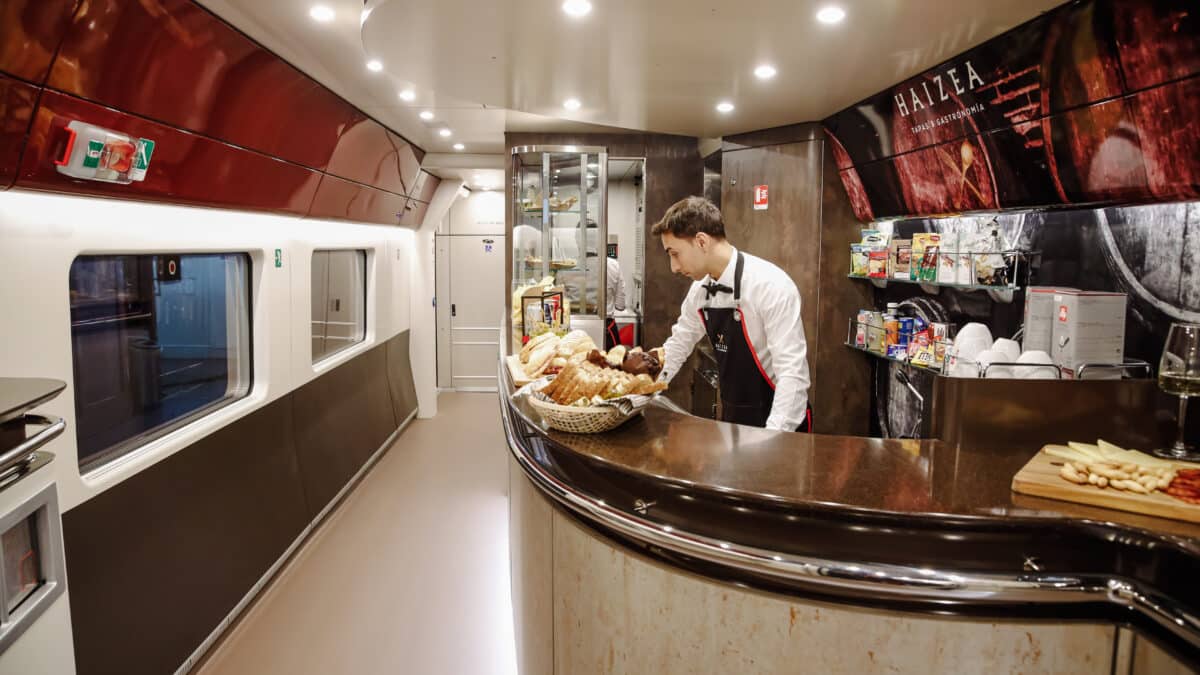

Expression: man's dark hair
xmin=651 ymin=196 xmax=726 ymax=239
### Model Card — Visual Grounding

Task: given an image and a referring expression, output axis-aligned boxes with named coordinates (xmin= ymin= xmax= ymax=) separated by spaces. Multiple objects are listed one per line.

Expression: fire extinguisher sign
xmin=753 ymin=184 xmax=768 ymax=211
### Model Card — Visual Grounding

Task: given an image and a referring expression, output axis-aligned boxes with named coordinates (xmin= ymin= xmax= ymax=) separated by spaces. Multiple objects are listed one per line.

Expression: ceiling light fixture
xmin=816 ymin=5 xmax=846 ymax=24
xmin=398 ymin=89 xmax=416 ymax=102
xmin=309 ymin=5 xmax=335 ymax=22
xmin=754 ymin=64 xmax=777 ymax=79
xmin=366 ymin=59 xmax=383 ymax=72
xmin=439 ymin=128 xmax=452 ymax=137
xmin=715 ymin=101 xmax=735 ymax=113
xmin=453 ymin=143 xmax=465 ymax=151
xmin=419 ymin=111 xmax=434 ymax=120
xmin=563 ymin=98 xmax=582 ymax=110
xmin=565 ymin=145 xmax=577 ymax=152
xmin=561 ymin=0 xmax=592 ymax=18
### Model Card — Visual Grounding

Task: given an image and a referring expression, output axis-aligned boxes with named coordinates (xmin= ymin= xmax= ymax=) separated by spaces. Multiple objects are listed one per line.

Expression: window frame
xmin=310 ymin=248 xmax=369 ymax=366
xmin=68 ymin=252 xmax=255 ymax=474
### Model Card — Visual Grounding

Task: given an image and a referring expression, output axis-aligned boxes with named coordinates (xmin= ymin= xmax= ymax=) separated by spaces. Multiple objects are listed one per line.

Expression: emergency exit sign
xmin=753 ymin=184 xmax=768 ymax=210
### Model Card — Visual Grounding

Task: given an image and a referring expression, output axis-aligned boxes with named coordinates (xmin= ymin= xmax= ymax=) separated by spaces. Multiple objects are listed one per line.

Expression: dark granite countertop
xmin=509 ymin=382 xmax=1200 ymax=543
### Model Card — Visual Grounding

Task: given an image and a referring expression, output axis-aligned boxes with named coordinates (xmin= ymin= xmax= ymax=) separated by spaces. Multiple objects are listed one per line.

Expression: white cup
xmin=1015 ymin=350 xmax=1057 ymax=379
xmin=976 ymin=349 xmax=1014 ymax=378
xmin=992 ymin=338 xmax=1021 ymax=363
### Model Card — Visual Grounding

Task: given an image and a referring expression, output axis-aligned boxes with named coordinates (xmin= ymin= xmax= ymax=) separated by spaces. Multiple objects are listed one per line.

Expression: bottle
xmin=884 ymin=303 xmax=900 ymax=347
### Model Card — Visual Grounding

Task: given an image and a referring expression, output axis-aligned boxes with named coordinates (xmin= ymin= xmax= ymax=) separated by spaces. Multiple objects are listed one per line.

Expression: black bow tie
xmin=703 ymin=282 xmax=733 ymax=299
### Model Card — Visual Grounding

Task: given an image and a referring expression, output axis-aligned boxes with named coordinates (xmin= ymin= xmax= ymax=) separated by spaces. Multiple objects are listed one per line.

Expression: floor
xmin=196 ymin=392 xmax=518 ymax=675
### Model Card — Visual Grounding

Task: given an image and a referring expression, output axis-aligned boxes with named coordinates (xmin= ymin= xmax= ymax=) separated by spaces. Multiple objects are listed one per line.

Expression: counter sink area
xmin=500 ymin=365 xmax=1200 ymax=674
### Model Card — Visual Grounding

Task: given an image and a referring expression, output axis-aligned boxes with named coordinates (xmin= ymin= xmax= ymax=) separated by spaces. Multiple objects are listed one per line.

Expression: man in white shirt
xmin=655 ymin=197 xmax=812 ymax=431
xmin=604 ymin=255 xmax=626 ymax=349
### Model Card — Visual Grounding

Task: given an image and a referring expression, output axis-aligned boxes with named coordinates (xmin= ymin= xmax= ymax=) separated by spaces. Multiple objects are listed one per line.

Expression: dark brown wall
xmin=62 ymin=330 xmax=417 ymax=675
xmin=503 ymin=132 xmax=702 ymax=407
xmin=720 ymin=123 xmax=871 ymax=435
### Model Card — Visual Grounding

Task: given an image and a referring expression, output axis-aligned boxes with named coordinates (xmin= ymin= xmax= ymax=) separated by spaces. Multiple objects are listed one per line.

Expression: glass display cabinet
xmin=510 ymin=146 xmax=608 ymax=344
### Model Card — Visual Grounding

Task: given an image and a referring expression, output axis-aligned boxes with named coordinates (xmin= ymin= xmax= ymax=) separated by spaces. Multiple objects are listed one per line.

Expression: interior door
xmin=448 ymin=235 xmax=505 ymax=391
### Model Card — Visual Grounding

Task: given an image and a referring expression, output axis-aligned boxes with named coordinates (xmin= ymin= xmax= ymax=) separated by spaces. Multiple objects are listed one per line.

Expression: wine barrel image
xmin=825 ymin=129 xmax=875 ymax=222
xmin=1113 ymin=0 xmax=1200 ymax=201
xmin=889 ymin=74 xmax=998 ymax=215
xmin=1039 ymin=0 xmax=1150 ymax=203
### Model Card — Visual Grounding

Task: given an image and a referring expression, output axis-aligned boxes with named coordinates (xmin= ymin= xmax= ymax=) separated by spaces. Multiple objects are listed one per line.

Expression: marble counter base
xmin=511 ymin=460 xmax=1122 ymax=674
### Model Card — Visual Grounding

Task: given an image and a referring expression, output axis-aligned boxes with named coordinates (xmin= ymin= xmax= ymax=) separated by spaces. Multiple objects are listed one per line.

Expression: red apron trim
xmin=738 ymin=308 xmax=775 ymax=390
xmin=697 ymin=308 xmax=707 ymax=328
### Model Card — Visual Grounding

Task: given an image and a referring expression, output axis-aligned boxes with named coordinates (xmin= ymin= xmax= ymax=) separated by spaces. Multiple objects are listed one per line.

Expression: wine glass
xmin=1154 ymin=323 xmax=1200 ymax=461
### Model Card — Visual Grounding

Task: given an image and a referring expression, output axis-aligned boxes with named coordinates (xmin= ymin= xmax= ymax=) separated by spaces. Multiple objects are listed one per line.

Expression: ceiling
xmin=198 ymin=0 xmax=1064 ymax=164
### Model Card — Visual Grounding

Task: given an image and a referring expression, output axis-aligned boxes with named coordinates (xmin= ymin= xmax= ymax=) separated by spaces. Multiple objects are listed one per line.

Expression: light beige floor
xmin=196 ymin=392 xmax=518 ymax=675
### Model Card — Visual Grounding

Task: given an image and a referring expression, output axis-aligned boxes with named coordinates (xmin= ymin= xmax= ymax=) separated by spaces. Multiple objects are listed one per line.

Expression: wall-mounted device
xmin=54 ymin=120 xmax=156 ymax=185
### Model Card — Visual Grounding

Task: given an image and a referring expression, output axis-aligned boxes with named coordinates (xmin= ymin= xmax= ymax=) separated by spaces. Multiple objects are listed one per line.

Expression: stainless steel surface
xmin=1076 ymin=360 xmax=1154 ymax=380
xmin=498 ymin=363 xmax=1200 ymax=650
xmin=0 ymin=483 xmax=67 ymax=656
xmin=0 ymin=414 xmax=63 ymax=485
xmin=510 ymin=145 xmax=608 ymax=156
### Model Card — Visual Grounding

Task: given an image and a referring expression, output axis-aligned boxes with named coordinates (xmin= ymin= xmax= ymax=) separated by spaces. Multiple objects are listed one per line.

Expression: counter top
xmin=501 ymin=364 xmax=1200 ymax=663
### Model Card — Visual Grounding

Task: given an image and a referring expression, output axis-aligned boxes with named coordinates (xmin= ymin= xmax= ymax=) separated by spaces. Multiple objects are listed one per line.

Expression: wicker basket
xmin=521 ymin=377 xmax=649 ymax=434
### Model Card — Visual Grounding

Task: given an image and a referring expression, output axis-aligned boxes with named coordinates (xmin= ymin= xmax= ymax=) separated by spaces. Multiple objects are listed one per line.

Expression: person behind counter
xmin=603 ymin=254 xmax=626 ymax=350
xmin=654 ymin=196 xmax=812 ymax=432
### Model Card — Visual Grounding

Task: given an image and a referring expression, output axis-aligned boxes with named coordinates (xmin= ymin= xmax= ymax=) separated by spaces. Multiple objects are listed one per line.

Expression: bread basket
xmin=519 ymin=377 xmax=651 ymax=434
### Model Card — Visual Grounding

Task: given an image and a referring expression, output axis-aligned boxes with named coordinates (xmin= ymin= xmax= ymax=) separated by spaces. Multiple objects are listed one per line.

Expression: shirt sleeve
xmin=608 ymin=259 xmax=626 ymax=312
xmin=760 ymin=277 xmax=811 ymax=431
xmin=660 ymin=287 xmax=705 ymax=384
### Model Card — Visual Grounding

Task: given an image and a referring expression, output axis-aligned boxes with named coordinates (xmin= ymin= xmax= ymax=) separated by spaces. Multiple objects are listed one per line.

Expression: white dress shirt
xmin=606 ymin=257 xmax=626 ymax=315
xmin=661 ymin=247 xmax=811 ymax=431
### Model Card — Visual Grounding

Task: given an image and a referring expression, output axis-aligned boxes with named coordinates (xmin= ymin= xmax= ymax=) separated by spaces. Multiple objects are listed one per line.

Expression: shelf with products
xmin=849 ymin=248 xmax=1035 ymax=304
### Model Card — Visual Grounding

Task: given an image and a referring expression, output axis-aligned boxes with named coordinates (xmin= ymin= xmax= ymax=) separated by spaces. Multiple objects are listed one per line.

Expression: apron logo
xmin=715 ymin=332 xmax=728 ymax=353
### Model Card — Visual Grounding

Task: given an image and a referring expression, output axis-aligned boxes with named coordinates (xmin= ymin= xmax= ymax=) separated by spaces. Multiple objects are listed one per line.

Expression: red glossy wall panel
xmin=18 ymin=90 xmax=321 ymax=215
xmin=0 ymin=0 xmax=77 ymax=83
xmin=397 ymin=197 xmax=431 ymax=228
xmin=0 ymin=73 xmax=39 ymax=190
xmin=388 ymin=131 xmax=424 ymax=193
xmin=325 ymin=118 xmax=409 ymax=195
xmin=307 ymin=173 xmax=409 ymax=226
xmin=46 ymin=0 xmax=402 ymax=180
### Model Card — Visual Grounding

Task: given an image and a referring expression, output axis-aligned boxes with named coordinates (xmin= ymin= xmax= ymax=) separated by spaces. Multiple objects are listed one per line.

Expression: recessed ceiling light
xmin=754 ymin=64 xmax=777 ymax=79
xmin=816 ymin=5 xmax=846 ymax=24
xmin=398 ymin=89 xmax=416 ymax=102
xmin=715 ymin=101 xmax=735 ymax=113
xmin=419 ymin=111 xmax=434 ymax=120
xmin=563 ymin=98 xmax=582 ymax=110
xmin=561 ymin=0 xmax=592 ymax=18
xmin=309 ymin=5 xmax=335 ymax=22
xmin=453 ymin=143 xmax=465 ymax=151
xmin=366 ymin=59 xmax=383 ymax=72
xmin=439 ymin=128 xmax=452 ymax=137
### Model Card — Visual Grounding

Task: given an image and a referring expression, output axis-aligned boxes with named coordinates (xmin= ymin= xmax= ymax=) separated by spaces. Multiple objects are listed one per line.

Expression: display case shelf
xmin=844 ymin=342 xmax=946 ymax=373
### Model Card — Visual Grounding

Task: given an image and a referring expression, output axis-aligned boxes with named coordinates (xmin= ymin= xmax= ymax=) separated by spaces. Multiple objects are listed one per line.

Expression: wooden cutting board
xmin=1012 ymin=447 xmax=1200 ymax=524
xmin=506 ymin=354 xmax=533 ymax=387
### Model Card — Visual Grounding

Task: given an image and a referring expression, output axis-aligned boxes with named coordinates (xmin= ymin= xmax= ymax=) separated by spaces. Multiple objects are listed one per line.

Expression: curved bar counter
xmin=500 ymin=366 xmax=1200 ymax=673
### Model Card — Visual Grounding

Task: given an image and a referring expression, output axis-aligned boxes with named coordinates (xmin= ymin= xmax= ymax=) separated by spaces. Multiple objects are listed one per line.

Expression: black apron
xmin=604 ymin=318 xmax=621 ymax=351
xmin=699 ymin=252 xmax=811 ymax=432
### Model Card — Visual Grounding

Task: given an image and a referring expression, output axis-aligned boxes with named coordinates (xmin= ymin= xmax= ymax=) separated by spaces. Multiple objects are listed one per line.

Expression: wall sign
xmin=753 ymin=184 xmax=768 ymax=211
xmin=823 ymin=0 xmax=1199 ymax=220
xmin=55 ymin=120 xmax=155 ymax=185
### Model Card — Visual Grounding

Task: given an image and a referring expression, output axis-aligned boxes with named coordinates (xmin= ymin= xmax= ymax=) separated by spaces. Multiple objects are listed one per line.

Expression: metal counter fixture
xmin=499 ymin=363 xmax=1200 ymax=663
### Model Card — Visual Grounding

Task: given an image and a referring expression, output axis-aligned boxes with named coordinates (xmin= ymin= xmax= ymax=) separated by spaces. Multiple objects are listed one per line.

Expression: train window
xmin=68 ymin=253 xmax=252 ymax=471
xmin=311 ymin=250 xmax=367 ymax=363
